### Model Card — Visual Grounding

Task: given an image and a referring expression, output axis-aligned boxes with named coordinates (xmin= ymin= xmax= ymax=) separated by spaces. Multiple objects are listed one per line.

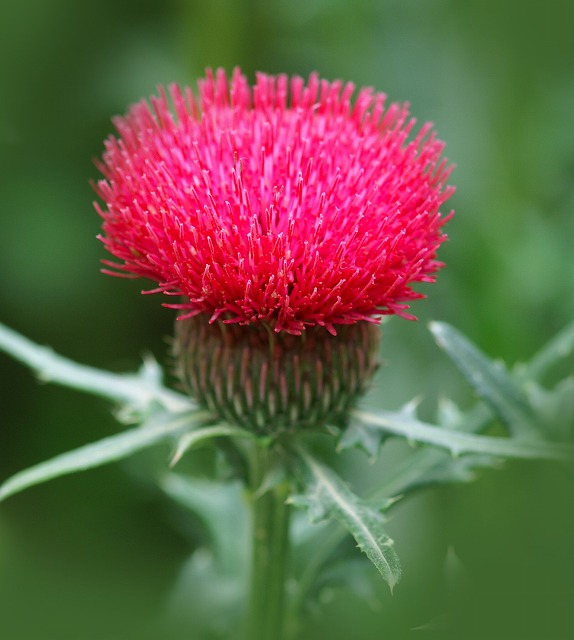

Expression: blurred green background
xmin=1 ymin=0 xmax=573 ymax=638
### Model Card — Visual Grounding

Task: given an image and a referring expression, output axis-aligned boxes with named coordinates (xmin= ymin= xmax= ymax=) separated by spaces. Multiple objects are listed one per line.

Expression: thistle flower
xmin=95 ymin=68 xmax=454 ymax=432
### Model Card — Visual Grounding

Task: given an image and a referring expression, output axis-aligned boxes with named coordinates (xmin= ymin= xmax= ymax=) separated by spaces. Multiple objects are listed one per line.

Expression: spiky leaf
xmin=0 ymin=415 xmax=258 ymax=503
xmin=291 ymin=448 xmax=402 ymax=591
xmin=524 ymin=319 xmax=574 ymax=381
xmin=0 ymin=412 xmax=196 ymax=502
xmin=430 ymin=321 xmax=540 ymax=439
xmin=351 ymin=407 xmax=573 ymax=461
xmin=0 ymin=321 xmax=191 ymax=415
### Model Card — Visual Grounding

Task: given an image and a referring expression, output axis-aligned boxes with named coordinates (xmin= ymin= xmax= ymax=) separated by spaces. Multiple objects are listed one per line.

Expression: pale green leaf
xmin=0 ymin=321 xmax=192 ymax=415
xmin=430 ymin=322 xmax=540 ymax=439
xmin=291 ymin=448 xmax=402 ymax=591
xmin=337 ymin=417 xmax=385 ymax=460
xmin=339 ymin=401 xmax=418 ymax=458
xmin=169 ymin=424 xmax=256 ymax=466
xmin=369 ymin=446 xmax=493 ymax=501
xmin=526 ymin=378 xmax=574 ymax=441
xmin=352 ymin=408 xmax=574 ymax=462
xmin=0 ymin=412 xmax=197 ymax=502
xmin=524 ymin=319 xmax=574 ymax=381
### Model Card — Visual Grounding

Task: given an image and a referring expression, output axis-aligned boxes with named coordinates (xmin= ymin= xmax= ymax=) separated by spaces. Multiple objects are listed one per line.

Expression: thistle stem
xmin=245 ymin=443 xmax=291 ymax=640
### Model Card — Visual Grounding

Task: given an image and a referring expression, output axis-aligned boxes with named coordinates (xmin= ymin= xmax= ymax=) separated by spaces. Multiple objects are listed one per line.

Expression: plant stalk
xmin=245 ymin=443 xmax=291 ymax=640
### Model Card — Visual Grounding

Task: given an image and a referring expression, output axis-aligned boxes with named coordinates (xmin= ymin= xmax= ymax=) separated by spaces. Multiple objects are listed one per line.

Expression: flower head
xmin=95 ymin=68 xmax=453 ymax=335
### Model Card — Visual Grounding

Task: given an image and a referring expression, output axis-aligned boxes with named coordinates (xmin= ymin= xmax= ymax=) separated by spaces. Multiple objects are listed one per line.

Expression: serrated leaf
xmin=407 ymin=453 xmax=500 ymax=488
xmin=370 ymin=447 xmax=498 ymax=501
xmin=337 ymin=417 xmax=386 ymax=460
xmin=430 ymin=322 xmax=540 ymax=439
xmin=367 ymin=496 xmax=402 ymax=512
xmin=292 ymin=448 xmax=402 ymax=591
xmin=0 ymin=321 xmax=192 ymax=415
xmin=288 ymin=492 xmax=330 ymax=523
xmin=339 ymin=401 xmax=418 ymax=458
xmin=437 ymin=397 xmax=466 ymax=430
xmin=352 ymin=408 xmax=574 ymax=462
xmin=526 ymin=378 xmax=574 ymax=441
xmin=0 ymin=411 xmax=197 ymax=502
xmin=524 ymin=319 xmax=574 ymax=381
xmin=169 ymin=424 xmax=256 ymax=466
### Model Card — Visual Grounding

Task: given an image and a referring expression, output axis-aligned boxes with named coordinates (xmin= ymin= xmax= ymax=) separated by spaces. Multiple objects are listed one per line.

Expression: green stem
xmin=245 ymin=443 xmax=291 ymax=640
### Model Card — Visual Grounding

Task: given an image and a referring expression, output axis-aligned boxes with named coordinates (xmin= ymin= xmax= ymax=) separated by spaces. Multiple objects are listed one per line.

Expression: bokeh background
xmin=1 ymin=0 xmax=573 ymax=638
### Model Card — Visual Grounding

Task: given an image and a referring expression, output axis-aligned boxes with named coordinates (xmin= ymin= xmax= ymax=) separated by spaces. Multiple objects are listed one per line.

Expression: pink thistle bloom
xmin=95 ymin=68 xmax=454 ymax=335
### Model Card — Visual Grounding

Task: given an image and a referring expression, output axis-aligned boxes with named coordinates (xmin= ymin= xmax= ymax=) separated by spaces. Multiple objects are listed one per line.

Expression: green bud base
xmin=174 ymin=316 xmax=381 ymax=433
